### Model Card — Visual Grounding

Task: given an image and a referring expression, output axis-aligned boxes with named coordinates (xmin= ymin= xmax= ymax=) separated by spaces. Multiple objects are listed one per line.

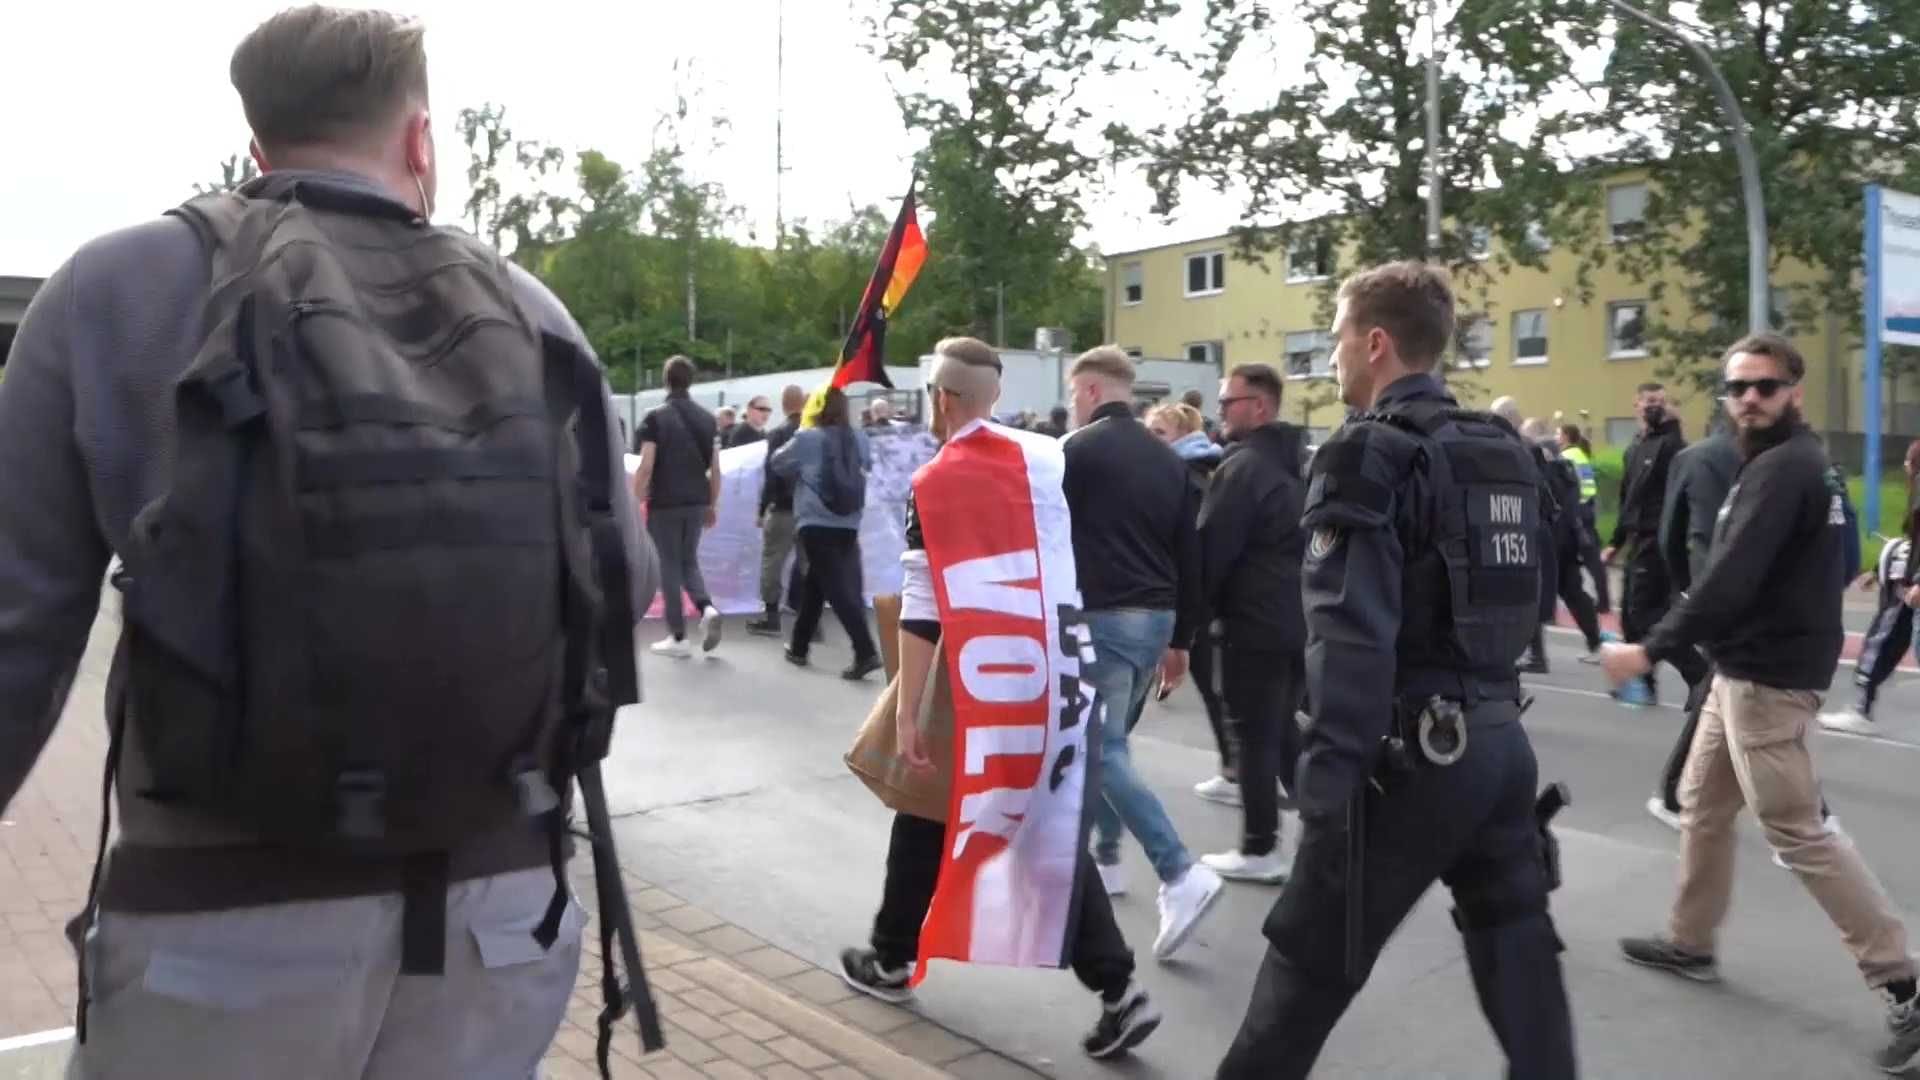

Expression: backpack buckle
xmin=204 ymin=364 xmax=265 ymax=429
xmin=334 ymin=769 xmax=387 ymax=840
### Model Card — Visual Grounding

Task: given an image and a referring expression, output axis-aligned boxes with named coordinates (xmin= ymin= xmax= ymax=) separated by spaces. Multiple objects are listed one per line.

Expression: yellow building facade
xmin=1104 ymin=175 xmax=1864 ymax=450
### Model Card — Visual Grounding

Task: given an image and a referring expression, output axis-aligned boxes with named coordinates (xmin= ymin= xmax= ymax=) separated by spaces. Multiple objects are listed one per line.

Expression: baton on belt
xmin=1343 ymin=788 xmax=1365 ymax=987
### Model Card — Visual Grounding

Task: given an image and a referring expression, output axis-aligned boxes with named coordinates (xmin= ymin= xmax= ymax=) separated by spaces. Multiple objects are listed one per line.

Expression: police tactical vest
xmin=1366 ymin=401 xmax=1542 ymax=679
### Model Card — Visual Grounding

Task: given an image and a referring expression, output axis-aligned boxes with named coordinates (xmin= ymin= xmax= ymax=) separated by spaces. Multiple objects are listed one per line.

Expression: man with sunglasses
xmin=1604 ymin=334 xmax=1919 ymax=1074
xmin=1603 ymin=381 xmax=1709 ymax=706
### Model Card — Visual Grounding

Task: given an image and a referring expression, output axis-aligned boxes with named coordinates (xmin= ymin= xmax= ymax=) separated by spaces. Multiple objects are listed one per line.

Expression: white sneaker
xmin=1153 ymin=863 xmax=1223 ymax=961
xmin=1201 ymin=849 xmax=1290 ymax=884
xmin=1645 ymin=795 xmax=1682 ymax=832
xmin=650 ymin=636 xmax=692 ymax=659
xmin=699 ymin=605 xmax=723 ymax=653
xmin=1193 ymin=775 xmax=1242 ymax=807
xmin=1818 ymin=708 xmax=1875 ymax=735
xmin=1096 ymin=862 xmax=1128 ymax=898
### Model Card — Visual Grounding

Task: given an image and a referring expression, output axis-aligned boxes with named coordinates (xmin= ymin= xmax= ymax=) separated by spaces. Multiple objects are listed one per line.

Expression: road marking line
xmin=0 ymin=1027 xmax=73 ymax=1054
xmin=1522 ymin=682 xmax=1920 ymax=752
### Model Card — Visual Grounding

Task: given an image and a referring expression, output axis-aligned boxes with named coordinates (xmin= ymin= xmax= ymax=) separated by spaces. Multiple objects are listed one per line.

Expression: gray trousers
xmin=648 ymin=504 xmax=711 ymax=638
xmin=760 ymin=509 xmax=802 ymax=609
xmin=67 ymin=868 xmax=582 ymax=1080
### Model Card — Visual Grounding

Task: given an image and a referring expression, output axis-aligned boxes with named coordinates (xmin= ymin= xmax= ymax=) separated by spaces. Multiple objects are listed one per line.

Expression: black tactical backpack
xmin=70 ymin=175 xmax=662 ymax=1067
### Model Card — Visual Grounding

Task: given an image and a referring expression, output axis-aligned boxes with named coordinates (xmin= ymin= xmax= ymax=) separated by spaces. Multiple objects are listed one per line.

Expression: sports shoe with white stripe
xmin=838 ymin=947 xmax=912 ymax=1004
xmin=1082 ymin=981 xmax=1162 ymax=1059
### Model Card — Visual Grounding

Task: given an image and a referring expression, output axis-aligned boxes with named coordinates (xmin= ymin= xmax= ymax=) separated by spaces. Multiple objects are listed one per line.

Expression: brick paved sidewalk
xmin=0 ymin=618 xmax=1041 ymax=1079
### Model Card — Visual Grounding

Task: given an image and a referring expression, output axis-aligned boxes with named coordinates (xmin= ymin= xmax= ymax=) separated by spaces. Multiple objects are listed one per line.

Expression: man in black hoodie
xmin=1605 ymin=334 xmax=1918 ymax=1074
xmin=1196 ymin=363 xmax=1308 ymax=885
xmin=1603 ymin=381 xmax=1708 ymax=704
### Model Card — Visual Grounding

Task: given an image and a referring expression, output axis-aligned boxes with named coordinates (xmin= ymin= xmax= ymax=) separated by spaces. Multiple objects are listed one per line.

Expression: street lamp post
xmin=1604 ymin=0 xmax=1770 ymax=334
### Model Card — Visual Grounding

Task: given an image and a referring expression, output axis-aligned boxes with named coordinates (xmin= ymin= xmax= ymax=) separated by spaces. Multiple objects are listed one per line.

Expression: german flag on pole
xmin=831 ymin=180 xmax=926 ymax=390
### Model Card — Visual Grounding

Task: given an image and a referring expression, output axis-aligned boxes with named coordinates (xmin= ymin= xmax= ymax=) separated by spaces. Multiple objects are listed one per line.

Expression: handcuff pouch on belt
xmin=1414 ymin=694 xmax=1467 ymax=766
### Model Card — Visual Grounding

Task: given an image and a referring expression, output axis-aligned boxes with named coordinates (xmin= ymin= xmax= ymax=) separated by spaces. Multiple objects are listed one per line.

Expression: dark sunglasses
xmin=1217 ymin=394 xmax=1259 ymax=409
xmin=1722 ymin=378 xmax=1796 ymax=399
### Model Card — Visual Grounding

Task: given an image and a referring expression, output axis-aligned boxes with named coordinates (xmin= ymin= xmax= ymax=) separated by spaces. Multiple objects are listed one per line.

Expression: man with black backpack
xmin=633 ymin=355 xmax=725 ymax=658
xmin=0 ymin=7 xmax=664 ymax=1077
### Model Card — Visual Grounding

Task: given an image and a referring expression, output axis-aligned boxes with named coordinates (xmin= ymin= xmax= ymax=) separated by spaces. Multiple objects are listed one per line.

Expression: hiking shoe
xmin=650 ymin=636 xmax=692 ymax=659
xmin=1579 ymin=650 xmax=1601 ymax=665
xmin=1519 ymin=653 xmax=1550 ymax=675
xmin=1620 ymin=936 xmax=1720 ymax=983
xmin=1201 ymin=849 xmax=1290 ymax=884
xmin=1096 ymin=861 xmax=1127 ymax=898
xmin=1153 ymin=863 xmax=1223 ymax=961
xmin=783 ymin=648 xmax=809 ymax=668
xmin=1082 ymin=982 xmax=1161 ymax=1059
xmin=1644 ymin=795 xmax=1682 ymax=832
xmin=745 ymin=610 xmax=782 ymax=637
xmin=1193 ymin=775 xmax=1242 ymax=807
xmin=699 ymin=605 xmax=724 ymax=652
xmin=1819 ymin=708 xmax=1876 ymax=735
xmin=838 ymin=948 xmax=912 ymax=1004
xmin=1878 ymin=982 xmax=1920 ymax=1074
xmin=842 ymin=654 xmax=882 ymax=681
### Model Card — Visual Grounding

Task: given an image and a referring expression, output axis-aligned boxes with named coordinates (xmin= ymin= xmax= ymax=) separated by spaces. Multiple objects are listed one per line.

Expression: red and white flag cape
xmin=911 ymin=420 xmax=1097 ymax=982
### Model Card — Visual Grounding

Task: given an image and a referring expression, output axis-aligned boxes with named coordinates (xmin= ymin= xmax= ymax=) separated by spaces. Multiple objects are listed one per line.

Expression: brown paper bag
xmin=874 ymin=594 xmax=903 ymax=681
xmin=844 ymin=637 xmax=953 ymax=823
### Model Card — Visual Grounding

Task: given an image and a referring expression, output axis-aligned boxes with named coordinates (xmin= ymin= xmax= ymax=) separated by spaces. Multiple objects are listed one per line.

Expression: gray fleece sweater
xmin=0 ymin=171 xmax=657 ymax=912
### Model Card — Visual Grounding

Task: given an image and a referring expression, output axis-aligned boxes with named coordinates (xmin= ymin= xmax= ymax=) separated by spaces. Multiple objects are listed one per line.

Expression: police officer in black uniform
xmin=1216 ymin=261 xmax=1576 ymax=1079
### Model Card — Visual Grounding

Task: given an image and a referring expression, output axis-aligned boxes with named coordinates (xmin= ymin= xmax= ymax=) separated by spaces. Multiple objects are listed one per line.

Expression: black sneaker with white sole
xmin=1082 ymin=982 xmax=1161 ymax=1059
xmin=839 ymin=947 xmax=913 ymax=1004
xmin=1620 ymin=935 xmax=1720 ymax=982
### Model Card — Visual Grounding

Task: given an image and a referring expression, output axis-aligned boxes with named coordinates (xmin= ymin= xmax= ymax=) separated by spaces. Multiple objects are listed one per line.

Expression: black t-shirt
xmin=636 ymin=395 xmax=717 ymax=509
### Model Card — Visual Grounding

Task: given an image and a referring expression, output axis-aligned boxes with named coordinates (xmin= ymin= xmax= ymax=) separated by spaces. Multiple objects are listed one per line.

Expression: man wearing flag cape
xmin=836 ymin=336 xmax=1163 ymax=1061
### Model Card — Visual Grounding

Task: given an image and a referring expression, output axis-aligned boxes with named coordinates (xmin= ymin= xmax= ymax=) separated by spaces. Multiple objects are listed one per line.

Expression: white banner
xmin=1879 ymin=187 xmax=1920 ymax=347
xmin=629 ymin=425 xmax=940 ymax=619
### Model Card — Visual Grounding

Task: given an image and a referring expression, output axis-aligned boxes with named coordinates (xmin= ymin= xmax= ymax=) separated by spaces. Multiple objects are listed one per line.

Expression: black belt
xmin=1395 ymin=670 xmax=1521 ymax=704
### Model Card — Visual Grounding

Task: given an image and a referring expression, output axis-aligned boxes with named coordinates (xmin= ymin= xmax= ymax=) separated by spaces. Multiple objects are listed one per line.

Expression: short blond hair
xmin=1069 ymin=346 xmax=1137 ymax=387
xmin=1148 ymin=402 xmax=1204 ymax=438
xmin=231 ymin=6 xmax=429 ymax=156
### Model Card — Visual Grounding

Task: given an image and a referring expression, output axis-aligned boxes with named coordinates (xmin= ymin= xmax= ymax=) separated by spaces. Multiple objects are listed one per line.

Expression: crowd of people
xmin=1 ymin=5 xmax=1917 ymax=1079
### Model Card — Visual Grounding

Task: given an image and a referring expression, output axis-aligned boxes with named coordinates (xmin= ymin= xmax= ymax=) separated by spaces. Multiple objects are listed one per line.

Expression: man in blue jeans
xmin=1063 ymin=347 xmax=1223 ymax=960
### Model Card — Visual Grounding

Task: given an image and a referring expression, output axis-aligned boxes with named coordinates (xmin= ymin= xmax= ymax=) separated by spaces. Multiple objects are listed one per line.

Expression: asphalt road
xmin=610 ymin=617 xmax=1920 ymax=1079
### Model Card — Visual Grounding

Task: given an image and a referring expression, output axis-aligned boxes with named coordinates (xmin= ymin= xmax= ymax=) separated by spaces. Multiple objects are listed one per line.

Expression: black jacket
xmin=1659 ymin=433 xmax=1741 ymax=593
xmin=1198 ymin=422 xmax=1309 ymax=653
xmin=1611 ymin=418 xmax=1686 ymax=545
xmin=1062 ymin=402 xmax=1204 ymax=648
xmin=759 ymin=412 xmax=801 ymax=514
xmin=728 ymin=423 xmax=767 ymax=449
xmin=1643 ymin=427 xmax=1846 ymax=689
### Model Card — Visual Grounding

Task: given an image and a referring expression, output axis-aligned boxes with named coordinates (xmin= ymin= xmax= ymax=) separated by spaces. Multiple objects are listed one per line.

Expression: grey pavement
xmin=615 ymin=617 xmax=1920 ymax=1079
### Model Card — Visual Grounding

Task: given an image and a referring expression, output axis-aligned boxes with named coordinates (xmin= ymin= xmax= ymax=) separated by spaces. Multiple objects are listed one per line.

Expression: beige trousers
xmin=1669 ymin=675 xmax=1914 ymax=988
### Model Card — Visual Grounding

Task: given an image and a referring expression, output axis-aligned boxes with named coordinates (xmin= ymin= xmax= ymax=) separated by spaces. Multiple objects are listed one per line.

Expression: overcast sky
xmin=1 ymin=0 xmax=1266 ymax=279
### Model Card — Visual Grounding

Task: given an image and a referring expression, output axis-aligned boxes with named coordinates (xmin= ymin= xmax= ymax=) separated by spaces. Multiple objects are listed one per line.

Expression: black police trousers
xmin=1217 ymin=707 xmax=1576 ymax=1080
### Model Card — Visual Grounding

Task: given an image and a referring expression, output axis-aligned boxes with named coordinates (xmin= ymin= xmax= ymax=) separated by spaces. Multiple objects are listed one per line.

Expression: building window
xmin=1185 ymin=251 xmax=1225 ymax=296
xmin=1123 ymin=346 xmax=1145 ymax=360
xmin=1452 ymin=315 xmax=1492 ymax=367
xmin=1185 ymin=341 xmax=1223 ymax=368
xmin=1604 ymin=417 xmax=1639 ymax=446
xmin=1283 ymin=330 xmax=1333 ymax=378
xmin=1122 ymin=261 xmax=1144 ymax=305
xmin=1608 ymin=183 xmax=1648 ymax=242
xmin=1287 ymin=237 xmax=1332 ymax=283
xmin=1512 ymin=309 xmax=1548 ymax=365
xmin=1607 ymin=301 xmax=1648 ymax=357
xmin=1467 ymin=226 xmax=1491 ymax=260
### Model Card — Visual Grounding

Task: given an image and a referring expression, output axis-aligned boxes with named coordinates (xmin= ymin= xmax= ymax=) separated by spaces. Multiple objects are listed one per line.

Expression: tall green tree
xmin=455 ymin=103 xmax=571 ymax=265
xmin=1556 ymin=0 xmax=1920 ymax=393
xmin=193 ymin=153 xmax=260 ymax=195
xmin=875 ymin=0 xmax=1174 ymax=356
xmin=1130 ymin=0 xmax=1595 ymax=383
